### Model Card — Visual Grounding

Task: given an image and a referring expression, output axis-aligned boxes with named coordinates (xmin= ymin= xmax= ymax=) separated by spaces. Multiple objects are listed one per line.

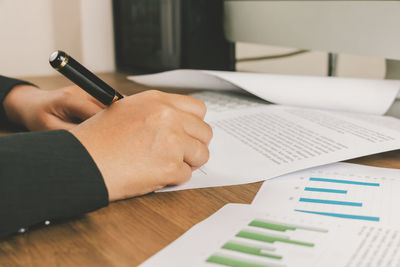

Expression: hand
xmin=3 ymin=84 xmax=105 ymax=131
xmin=70 ymin=90 xmax=213 ymax=201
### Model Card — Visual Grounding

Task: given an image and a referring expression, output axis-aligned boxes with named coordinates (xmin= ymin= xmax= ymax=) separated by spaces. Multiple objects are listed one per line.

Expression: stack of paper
xmin=129 ymin=70 xmax=400 ymax=192
xmin=128 ymin=71 xmax=400 ymax=266
xmin=140 ymin=163 xmax=400 ymax=267
xmin=129 ymin=69 xmax=400 ymax=114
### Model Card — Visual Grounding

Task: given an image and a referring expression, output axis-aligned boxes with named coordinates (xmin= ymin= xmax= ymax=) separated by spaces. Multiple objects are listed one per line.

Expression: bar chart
xmin=140 ymin=204 xmax=400 ymax=267
xmin=206 ymin=217 xmax=330 ymax=267
xmin=294 ymin=176 xmax=381 ymax=222
xmin=252 ymin=163 xmax=400 ymax=227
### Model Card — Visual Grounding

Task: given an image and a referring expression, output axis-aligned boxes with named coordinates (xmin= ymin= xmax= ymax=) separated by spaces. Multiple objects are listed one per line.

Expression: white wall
xmin=0 ymin=0 xmax=115 ymax=77
xmin=0 ymin=0 xmax=55 ymax=77
xmin=80 ymin=0 xmax=115 ymax=72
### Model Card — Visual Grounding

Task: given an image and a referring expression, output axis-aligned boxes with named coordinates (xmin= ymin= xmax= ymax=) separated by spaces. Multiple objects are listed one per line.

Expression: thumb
xmin=59 ymin=98 xmax=104 ymax=122
xmin=33 ymin=115 xmax=78 ymax=131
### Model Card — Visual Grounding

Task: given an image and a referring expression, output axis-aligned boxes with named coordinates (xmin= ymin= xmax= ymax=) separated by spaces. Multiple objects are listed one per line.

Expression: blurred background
xmin=0 ymin=0 xmax=115 ymax=77
xmin=0 ymin=0 xmax=385 ymax=79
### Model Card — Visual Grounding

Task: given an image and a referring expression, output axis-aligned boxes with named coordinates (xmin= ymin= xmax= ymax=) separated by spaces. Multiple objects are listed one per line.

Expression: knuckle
xmin=144 ymin=89 xmax=163 ymax=99
xmin=198 ymin=143 xmax=210 ymax=164
xmin=165 ymin=131 xmax=181 ymax=146
xmin=169 ymin=163 xmax=191 ymax=184
xmin=197 ymin=99 xmax=207 ymax=115
xmin=191 ymin=140 xmax=209 ymax=166
xmin=68 ymin=85 xmax=79 ymax=91
xmin=60 ymin=86 xmax=78 ymax=98
xmin=204 ymin=146 xmax=210 ymax=162
xmin=144 ymin=105 xmax=172 ymax=125
xmin=205 ymin=123 xmax=213 ymax=143
xmin=61 ymin=89 xmax=73 ymax=98
xmin=181 ymin=166 xmax=192 ymax=183
xmin=191 ymin=97 xmax=207 ymax=116
xmin=163 ymin=160 xmax=181 ymax=176
xmin=158 ymin=105 xmax=177 ymax=121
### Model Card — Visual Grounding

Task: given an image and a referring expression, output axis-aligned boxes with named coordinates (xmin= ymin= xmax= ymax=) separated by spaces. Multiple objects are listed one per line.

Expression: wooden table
xmin=1 ymin=73 xmax=400 ymax=266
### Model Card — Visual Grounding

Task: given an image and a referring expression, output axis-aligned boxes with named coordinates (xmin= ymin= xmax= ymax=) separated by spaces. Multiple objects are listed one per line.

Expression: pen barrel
xmin=50 ymin=51 xmax=123 ymax=105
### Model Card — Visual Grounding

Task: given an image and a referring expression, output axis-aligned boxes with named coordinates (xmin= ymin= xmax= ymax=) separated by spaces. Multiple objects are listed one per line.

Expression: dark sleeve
xmin=0 ymin=75 xmax=33 ymax=126
xmin=0 ymin=130 xmax=109 ymax=238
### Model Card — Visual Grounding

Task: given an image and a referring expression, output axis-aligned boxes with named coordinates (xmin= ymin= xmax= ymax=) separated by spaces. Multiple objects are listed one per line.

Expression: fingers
xmin=60 ymin=98 xmax=104 ymax=122
xmin=181 ymin=112 xmax=213 ymax=145
xmin=158 ymin=128 xmax=209 ymax=186
xmin=162 ymin=92 xmax=207 ymax=119
xmin=39 ymin=115 xmax=78 ymax=131
xmin=63 ymin=85 xmax=106 ymax=109
xmin=166 ymin=162 xmax=193 ymax=185
xmin=182 ymin=134 xmax=210 ymax=168
xmin=159 ymin=92 xmax=212 ymax=167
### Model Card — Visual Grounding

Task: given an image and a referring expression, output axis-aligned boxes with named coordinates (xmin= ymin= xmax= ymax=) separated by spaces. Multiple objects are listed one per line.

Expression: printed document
xmin=160 ymin=95 xmax=400 ymax=191
xmin=128 ymin=71 xmax=400 ymax=192
xmin=251 ymin=162 xmax=400 ymax=228
xmin=140 ymin=204 xmax=400 ymax=267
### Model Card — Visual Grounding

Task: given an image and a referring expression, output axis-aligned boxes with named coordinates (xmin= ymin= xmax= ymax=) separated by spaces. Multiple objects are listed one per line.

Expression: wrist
xmin=3 ymin=85 xmax=42 ymax=126
xmin=69 ymin=125 xmax=115 ymax=202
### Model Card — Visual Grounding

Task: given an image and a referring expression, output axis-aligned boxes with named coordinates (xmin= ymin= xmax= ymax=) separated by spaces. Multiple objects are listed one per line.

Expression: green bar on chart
xmin=222 ymin=242 xmax=282 ymax=260
xmin=236 ymin=230 xmax=314 ymax=247
xmin=250 ymin=219 xmax=328 ymax=233
xmin=249 ymin=220 xmax=296 ymax=232
xmin=207 ymin=254 xmax=276 ymax=267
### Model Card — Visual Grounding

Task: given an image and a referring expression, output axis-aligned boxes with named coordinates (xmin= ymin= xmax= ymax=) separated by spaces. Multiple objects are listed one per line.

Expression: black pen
xmin=49 ymin=50 xmax=124 ymax=106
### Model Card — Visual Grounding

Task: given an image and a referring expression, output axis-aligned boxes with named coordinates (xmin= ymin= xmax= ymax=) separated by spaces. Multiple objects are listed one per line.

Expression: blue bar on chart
xmin=309 ymin=177 xmax=380 ymax=187
xmin=299 ymin=198 xmax=362 ymax=207
xmin=304 ymin=187 xmax=347 ymax=194
xmin=295 ymin=209 xmax=380 ymax=222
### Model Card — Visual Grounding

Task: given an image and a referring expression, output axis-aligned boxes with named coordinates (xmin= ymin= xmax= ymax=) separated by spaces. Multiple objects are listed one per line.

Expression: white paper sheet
xmin=129 ymin=69 xmax=239 ymax=91
xmin=140 ymin=204 xmax=400 ymax=267
xmin=159 ymin=103 xmax=400 ymax=192
xmin=128 ymin=69 xmax=400 ymax=115
xmin=189 ymin=91 xmax=268 ymax=113
xmin=251 ymin=162 xmax=400 ymax=228
xmin=386 ymin=99 xmax=400 ymax=118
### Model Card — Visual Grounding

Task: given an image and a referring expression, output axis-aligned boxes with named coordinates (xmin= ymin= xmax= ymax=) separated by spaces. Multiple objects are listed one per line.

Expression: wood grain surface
xmin=1 ymin=73 xmax=399 ymax=266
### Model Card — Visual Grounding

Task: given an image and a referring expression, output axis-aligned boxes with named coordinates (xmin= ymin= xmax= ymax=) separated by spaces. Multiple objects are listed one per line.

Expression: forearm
xmin=0 ymin=130 xmax=109 ymax=238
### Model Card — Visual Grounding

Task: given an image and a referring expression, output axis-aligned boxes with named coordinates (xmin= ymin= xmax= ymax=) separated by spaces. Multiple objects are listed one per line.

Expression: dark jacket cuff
xmin=0 ymin=75 xmax=34 ymax=126
xmin=0 ymin=130 xmax=109 ymax=238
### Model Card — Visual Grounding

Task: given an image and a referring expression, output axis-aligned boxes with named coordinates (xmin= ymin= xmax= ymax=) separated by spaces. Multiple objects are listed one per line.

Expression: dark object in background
xmin=113 ymin=0 xmax=235 ymax=73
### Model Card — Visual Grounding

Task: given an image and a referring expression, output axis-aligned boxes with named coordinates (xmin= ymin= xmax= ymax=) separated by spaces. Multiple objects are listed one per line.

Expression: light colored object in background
xmin=80 ymin=0 xmax=115 ymax=73
xmin=0 ymin=0 xmax=55 ymax=76
xmin=230 ymin=0 xmax=393 ymax=78
xmin=0 ymin=0 xmax=388 ymax=78
xmin=236 ymin=43 xmax=386 ymax=79
xmin=252 ymin=162 xmax=400 ymax=228
xmin=236 ymin=44 xmax=328 ymax=77
xmin=52 ymin=1 xmax=83 ymax=64
xmin=336 ymin=54 xmax=386 ymax=79
xmin=140 ymin=204 xmax=400 ymax=267
xmin=0 ymin=0 xmax=114 ymax=77
xmin=129 ymin=70 xmax=400 ymax=115
xmin=225 ymin=1 xmax=400 ymax=60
